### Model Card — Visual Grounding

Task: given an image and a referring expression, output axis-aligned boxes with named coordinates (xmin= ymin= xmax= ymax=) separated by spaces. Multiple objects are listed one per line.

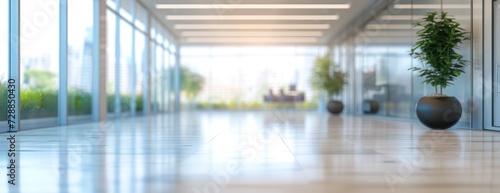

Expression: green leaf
xmin=409 ymin=11 xmax=469 ymax=94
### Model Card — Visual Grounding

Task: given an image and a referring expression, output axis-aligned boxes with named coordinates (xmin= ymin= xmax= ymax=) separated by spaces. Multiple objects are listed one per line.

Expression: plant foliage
xmin=409 ymin=11 xmax=469 ymax=95
xmin=310 ymin=52 xmax=347 ymax=96
xmin=180 ymin=66 xmax=205 ymax=99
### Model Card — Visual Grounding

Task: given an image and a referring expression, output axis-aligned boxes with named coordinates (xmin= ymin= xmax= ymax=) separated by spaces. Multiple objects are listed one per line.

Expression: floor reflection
xmin=0 ymin=111 xmax=499 ymax=193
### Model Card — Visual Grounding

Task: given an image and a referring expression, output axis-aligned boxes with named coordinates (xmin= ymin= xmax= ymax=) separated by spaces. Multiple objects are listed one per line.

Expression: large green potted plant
xmin=310 ymin=52 xmax=347 ymax=114
xmin=409 ymin=11 xmax=469 ymax=130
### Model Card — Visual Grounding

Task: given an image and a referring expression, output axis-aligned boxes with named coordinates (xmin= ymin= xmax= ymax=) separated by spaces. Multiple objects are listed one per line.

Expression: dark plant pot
xmin=327 ymin=100 xmax=344 ymax=114
xmin=415 ymin=96 xmax=462 ymax=130
xmin=363 ymin=100 xmax=379 ymax=114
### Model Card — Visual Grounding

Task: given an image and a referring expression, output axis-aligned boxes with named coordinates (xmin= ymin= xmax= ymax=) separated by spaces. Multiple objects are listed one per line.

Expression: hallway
xmin=1 ymin=111 xmax=499 ymax=193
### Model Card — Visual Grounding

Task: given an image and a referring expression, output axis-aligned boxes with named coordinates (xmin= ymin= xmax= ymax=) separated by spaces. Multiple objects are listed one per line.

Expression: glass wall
xmin=20 ymin=0 xmax=60 ymax=121
xmin=107 ymin=1 xmax=177 ymax=116
xmin=181 ymin=46 xmax=326 ymax=110
xmin=0 ymin=0 xmax=178 ymax=130
xmin=68 ymin=0 xmax=94 ymax=121
xmin=332 ymin=0 xmax=473 ymax=126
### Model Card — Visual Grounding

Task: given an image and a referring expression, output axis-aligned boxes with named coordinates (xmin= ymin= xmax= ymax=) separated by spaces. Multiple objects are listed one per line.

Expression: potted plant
xmin=310 ymin=51 xmax=347 ymax=114
xmin=409 ymin=11 xmax=469 ymax=129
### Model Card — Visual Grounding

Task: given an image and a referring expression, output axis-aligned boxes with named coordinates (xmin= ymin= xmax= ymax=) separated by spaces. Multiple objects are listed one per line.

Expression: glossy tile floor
xmin=1 ymin=110 xmax=499 ymax=193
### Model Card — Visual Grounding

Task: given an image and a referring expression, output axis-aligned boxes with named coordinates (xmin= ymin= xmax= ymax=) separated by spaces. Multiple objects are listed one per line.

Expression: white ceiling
xmin=138 ymin=0 xmax=378 ymax=45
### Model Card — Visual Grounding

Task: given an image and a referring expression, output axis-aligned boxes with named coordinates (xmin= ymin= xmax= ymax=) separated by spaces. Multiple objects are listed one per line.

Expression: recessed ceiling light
xmin=185 ymin=37 xmax=318 ymax=43
xmin=393 ymin=4 xmax=470 ymax=9
xmin=174 ymin=24 xmax=330 ymax=30
xmin=156 ymin=4 xmax=350 ymax=9
xmin=166 ymin=15 xmax=339 ymax=20
xmin=181 ymin=31 xmax=323 ymax=37
xmin=380 ymin=15 xmax=469 ymax=20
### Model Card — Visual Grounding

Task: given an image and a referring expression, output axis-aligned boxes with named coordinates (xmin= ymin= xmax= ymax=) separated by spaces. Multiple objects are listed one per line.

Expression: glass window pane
xmin=119 ymin=19 xmax=133 ymax=113
xmin=107 ymin=10 xmax=116 ymax=113
xmin=107 ymin=0 xmax=117 ymax=10
xmin=134 ymin=30 xmax=146 ymax=113
xmin=164 ymin=50 xmax=171 ymax=112
xmin=169 ymin=43 xmax=176 ymax=54
xmin=150 ymin=19 xmax=156 ymax=39
xmin=156 ymin=28 xmax=164 ymax=43
xmin=153 ymin=44 xmax=163 ymax=112
xmin=134 ymin=2 xmax=147 ymax=32
xmin=156 ymin=32 xmax=163 ymax=44
xmin=68 ymin=0 xmax=93 ymax=120
xmin=20 ymin=0 xmax=60 ymax=121
xmin=168 ymin=52 xmax=175 ymax=112
xmin=119 ymin=0 xmax=133 ymax=22
xmin=164 ymin=36 xmax=170 ymax=49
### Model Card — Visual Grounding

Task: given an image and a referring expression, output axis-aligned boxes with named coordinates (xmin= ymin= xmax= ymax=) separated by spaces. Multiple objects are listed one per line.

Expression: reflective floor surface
xmin=0 ymin=111 xmax=499 ymax=193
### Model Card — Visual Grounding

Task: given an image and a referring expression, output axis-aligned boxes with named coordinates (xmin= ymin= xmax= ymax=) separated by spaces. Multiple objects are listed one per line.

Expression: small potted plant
xmin=409 ymin=11 xmax=469 ymax=129
xmin=310 ymin=51 xmax=347 ymax=114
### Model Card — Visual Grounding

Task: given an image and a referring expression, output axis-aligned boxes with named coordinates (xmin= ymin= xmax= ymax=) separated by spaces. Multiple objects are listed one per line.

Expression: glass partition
xmin=333 ymin=0 xmax=473 ymax=125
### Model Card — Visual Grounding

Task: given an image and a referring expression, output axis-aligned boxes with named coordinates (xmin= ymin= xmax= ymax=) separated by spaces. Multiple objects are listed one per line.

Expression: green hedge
xmin=0 ymin=83 xmax=143 ymax=120
xmin=106 ymin=94 xmax=143 ymax=113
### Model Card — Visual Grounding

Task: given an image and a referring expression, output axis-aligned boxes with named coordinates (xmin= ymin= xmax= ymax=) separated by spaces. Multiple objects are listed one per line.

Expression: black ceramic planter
xmin=362 ymin=100 xmax=380 ymax=114
xmin=415 ymin=96 xmax=462 ymax=130
xmin=327 ymin=100 xmax=344 ymax=114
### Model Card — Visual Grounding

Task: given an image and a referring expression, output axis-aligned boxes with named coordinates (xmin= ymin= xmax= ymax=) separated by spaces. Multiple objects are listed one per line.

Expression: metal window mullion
xmin=8 ymin=0 xmax=20 ymax=132
xmin=58 ymin=0 xmax=68 ymax=125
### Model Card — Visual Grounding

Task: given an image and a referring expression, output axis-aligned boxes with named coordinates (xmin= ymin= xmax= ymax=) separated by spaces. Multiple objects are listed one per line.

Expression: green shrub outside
xmin=106 ymin=94 xmax=143 ymax=113
xmin=0 ymin=83 xmax=143 ymax=121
